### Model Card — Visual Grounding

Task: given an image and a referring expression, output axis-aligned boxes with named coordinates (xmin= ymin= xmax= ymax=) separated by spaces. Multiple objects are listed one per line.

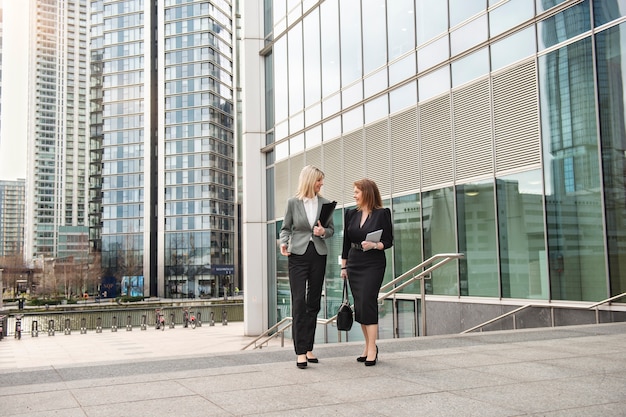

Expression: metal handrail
xmin=462 ymin=292 xmax=626 ymax=334
xmin=242 ymin=252 xmax=464 ymax=350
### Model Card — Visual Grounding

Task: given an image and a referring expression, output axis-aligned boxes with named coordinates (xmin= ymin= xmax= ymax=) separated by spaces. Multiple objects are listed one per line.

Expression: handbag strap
xmin=342 ymin=279 xmax=349 ymax=302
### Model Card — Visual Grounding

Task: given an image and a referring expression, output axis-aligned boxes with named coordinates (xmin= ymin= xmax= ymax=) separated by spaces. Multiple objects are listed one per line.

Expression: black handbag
xmin=336 ymin=279 xmax=353 ymax=331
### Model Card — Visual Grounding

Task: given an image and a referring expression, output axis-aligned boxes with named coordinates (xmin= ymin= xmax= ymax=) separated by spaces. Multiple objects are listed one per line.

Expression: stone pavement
xmin=0 ymin=321 xmax=625 ymax=416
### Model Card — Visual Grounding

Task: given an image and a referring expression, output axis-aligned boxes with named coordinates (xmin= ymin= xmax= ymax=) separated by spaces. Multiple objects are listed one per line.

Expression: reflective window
xmin=362 ymin=0 xmax=387 ymax=75
xmin=320 ymin=1 xmax=340 ymax=97
xmin=450 ymin=14 xmax=488 ymax=56
xmin=491 ymin=26 xmax=536 ymax=71
xmin=305 ymin=125 xmax=322 ymax=147
xmin=364 ymin=68 xmax=388 ymax=99
xmin=418 ymin=36 xmax=449 ymax=72
xmin=538 ymin=1 xmax=590 ymax=51
xmin=303 ymin=9 xmax=321 ymax=107
xmin=497 ymin=170 xmax=548 ymax=299
xmin=390 ymin=81 xmax=417 ymax=114
xmin=288 ymin=22 xmax=304 ymax=115
xmin=364 ymin=94 xmax=388 ymax=124
xmin=323 ymin=93 xmax=341 ymax=118
xmin=392 ymin=194 xmax=422 ymax=294
xmin=389 ymin=53 xmax=416 ymax=86
xmin=422 ymin=187 xmax=458 ymax=295
xmin=342 ymin=81 xmax=363 ymax=109
xmin=418 ymin=66 xmax=450 ymax=102
xmin=489 ymin=0 xmax=534 ymax=38
xmin=416 ymin=0 xmax=448 ymax=45
xmin=305 ymin=102 xmax=321 ymax=125
xmin=342 ymin=105 xmax=363 ymax=133
xmin=595 ymin=23 xmax=626 ymax=295
xmin=322 ymin=116 xmax=341 ymax=140
xmin=273 ymin=37 xmax=288 ymax=122
xmin=265 ymin=53 xmax=275 ymax=132
xmin=387 ymin=0 xmax=415 ymax=61
xmin=340 ymin=0 xmax=362 ymax=86
xmin=451 ymin=47 xmax=488 ymax=88
xmin=449 ymin=0 xmax=486 ymax=27
xmin=594 ymin=0 xmax=626 ymax=26
xmin=536 ymin=0 xmax=567 ymax=13
xmin=539 ymin=37 xmax=607 ymax=301
xmin=290 ymin=133 xmax=304 ymax=154
xmin=457 ymin=181 xmax=499 ymax=297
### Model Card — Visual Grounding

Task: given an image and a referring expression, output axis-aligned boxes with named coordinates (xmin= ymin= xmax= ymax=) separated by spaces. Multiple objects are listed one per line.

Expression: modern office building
xmin=91 ymin=0 xmax=235 ymax=298
xmin=12 ymin=0 xmax=91 ymax=263
xmin=240 ymin=0 xmax=626 ymax=337
xmin=0 ymin=179 xmax=26 ymax=257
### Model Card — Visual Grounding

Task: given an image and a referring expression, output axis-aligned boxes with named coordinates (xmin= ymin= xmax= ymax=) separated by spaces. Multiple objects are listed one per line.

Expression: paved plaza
xmin=0 ymin=321 xmax=625 ymax=416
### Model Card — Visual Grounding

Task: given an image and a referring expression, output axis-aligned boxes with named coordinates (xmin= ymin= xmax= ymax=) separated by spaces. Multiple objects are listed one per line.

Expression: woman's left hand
xmin=361 ymin=241 xmax=378 ymax=251
xmin=313 ymin=220 xmax=325 ymax=237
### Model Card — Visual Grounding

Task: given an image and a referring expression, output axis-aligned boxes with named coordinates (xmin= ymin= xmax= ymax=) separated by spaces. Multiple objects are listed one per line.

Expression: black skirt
xmin=347 ymin=247 xmax=385 ymax=325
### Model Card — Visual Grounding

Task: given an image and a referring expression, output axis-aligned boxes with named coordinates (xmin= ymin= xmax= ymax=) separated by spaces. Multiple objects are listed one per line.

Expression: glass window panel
xmin=538 ymin=1 xmax=591 ymax=51
xmin=322 ymin=116 xmax=341 ymax=140
xmin=416 ymin=0 xmax=448 ymax=45
xmin=595 ymin=24 xmax=626 ymax=295
xmin=362 ymin=0 xmax=387 ymax=74
xmin=387 ymin=0 xmax=416 ymax=61
xmin=418 ymin=36 xmax=450 ymax=72
xmin=265 ymin=53 xmax=274 ymax=130
xmin=392 ymin=194 xmax=423 ymax=294
xmin=449 ymin=0 xmax=486 ymax=27
xmin=342 ymin=81 xmax=363 ymax=108
xmin=491 ymin=26 xmax=536 ymax=71
xmin=364 ymin=94 xmax=388 ymax=124
xmin=418 ymin=66 xmax=450 ymax=102
xmin=275 ymin=140 xmax=289 ymax=161
xmin=305 ymin=102 xmax=321 ymax=126
xmin=340 ymin=0 xmax=362 ymax=86
xmin=303 ymin=9 xmax=321 ymax=107
xmin=389 ymin=52 xmax=416 ymax=86
xmin=305 ymin=125 xmax=322 ymax=147
xmin=422 ymin=187 xmax=458 ymax=295
xmin=497 ymin=170 xmax=548 ymax=299
xmin=536 ymin=0 xmax=567 ymax=13
xmin=323 ymin=93 xmax=341 ymax=118
xmin=450 ymin=14 xmax=488 ymax=56
xmin=539 ymin=37 xmax=607 ymax=301
xmin=323 ymin=208 xmax=345 ymax=320
xmin=594 ymin=0 xmax=626 ymax=27
xmin=451 ymin=47 xmax=489 ymax=88
xmin=320 ymin=1 xmax=340 ymax=97
xmin=389 ymin=81 xmax=417 ymax=113
xmin=457 ymin=180 xmax=499 ymax=297
xmin=275 ymin=220 xmax=291 ymax=320
xmin=364 ymin=68 xmax=388 ymax=98
xmin=342 ymin=105 xmax=363 ymax=133
xmin=288 ymin=23 xmax=304 ymax=115
xmin=274 ymin=37 xmax=288 ymax=123
xmin=275 ymin=119 xmax=288 ymax=141
xmin=290 ymin=133 xmax=304 ymax=154
xmin=290 ymin=111 xmax=304 ymax=134
xmin=489 ymin=0 xmax=534 ymax=38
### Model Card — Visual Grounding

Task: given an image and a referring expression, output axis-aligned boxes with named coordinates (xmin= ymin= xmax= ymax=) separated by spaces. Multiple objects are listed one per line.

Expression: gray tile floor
xmin=1 ymin=321 xmax=625 ymax=416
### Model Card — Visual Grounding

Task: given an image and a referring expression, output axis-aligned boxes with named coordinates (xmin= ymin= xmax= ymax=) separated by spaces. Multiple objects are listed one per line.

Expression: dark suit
xmin=280 ymin=196 xmax=335 ymax=354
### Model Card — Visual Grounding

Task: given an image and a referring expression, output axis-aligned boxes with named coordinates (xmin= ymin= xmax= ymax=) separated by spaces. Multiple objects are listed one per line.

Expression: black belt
xmin=351 ymin=243 xmax=363 ymax=250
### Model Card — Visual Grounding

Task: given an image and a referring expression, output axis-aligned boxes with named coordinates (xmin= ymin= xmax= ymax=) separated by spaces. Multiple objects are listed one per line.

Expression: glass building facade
xmin=93 ymin=0 xmax=235 ymax=298
xmin=240 ymin=0 xmax=626 ymax=336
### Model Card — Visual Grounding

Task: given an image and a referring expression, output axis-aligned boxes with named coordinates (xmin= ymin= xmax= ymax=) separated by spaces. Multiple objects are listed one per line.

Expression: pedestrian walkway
xmin=0 ymin=321 xmax=625 ymax=416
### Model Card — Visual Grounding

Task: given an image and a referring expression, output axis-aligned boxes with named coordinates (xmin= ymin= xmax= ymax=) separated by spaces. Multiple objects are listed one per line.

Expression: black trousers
xmin=288 ymin=241 xmax=326 ymax=355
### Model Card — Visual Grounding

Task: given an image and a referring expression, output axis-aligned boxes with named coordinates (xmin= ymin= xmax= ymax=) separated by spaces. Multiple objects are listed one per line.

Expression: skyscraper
xmin=92 ymin=0 xmax=235 ymax=298
xmin=0 ymin=179 xmax=26 ymax=257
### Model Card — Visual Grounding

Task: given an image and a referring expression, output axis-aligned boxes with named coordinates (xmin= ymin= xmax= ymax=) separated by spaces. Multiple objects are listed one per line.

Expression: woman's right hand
xmin=280 ymin=244 xmax=290 ymax=256
xmin=340 ymin=268 xmax=348 ymax=279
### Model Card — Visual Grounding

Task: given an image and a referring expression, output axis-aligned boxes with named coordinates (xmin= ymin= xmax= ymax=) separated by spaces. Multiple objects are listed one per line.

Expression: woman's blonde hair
xmin=354 ymin=178 xmax=382 ymax=210
xmin=296 ymin=165 xmax=324 ymax=199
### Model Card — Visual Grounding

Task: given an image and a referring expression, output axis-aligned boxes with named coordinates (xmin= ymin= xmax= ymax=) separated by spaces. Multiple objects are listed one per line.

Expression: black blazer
xmin=341 ymin=208 xmax=393 ymax=259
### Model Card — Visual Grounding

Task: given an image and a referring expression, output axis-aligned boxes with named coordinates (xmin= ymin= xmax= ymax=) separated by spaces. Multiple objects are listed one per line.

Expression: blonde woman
xmin=280 ymin=165 xmax=335 ymax=369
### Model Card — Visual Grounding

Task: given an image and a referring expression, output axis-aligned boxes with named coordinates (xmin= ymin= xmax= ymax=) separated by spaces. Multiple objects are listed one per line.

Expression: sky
xmin=0 ymin=1 xmax=29 ymax=181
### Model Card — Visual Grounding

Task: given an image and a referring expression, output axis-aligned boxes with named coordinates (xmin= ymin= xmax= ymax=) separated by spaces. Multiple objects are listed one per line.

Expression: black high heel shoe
xmin=364 ymin=345 xmax=378 ymax=367
xmin=356 ymin=356 xmax=366 ymax=363
xmin=297 ymin=361 xmax=307 ymax=369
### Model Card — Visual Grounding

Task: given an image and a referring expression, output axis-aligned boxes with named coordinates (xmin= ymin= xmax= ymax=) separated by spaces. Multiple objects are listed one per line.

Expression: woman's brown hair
xmin=354 ymin=178 xmax=382 ymax=210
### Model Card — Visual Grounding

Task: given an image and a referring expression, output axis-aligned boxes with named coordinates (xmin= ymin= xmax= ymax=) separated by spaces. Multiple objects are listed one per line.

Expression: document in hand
xmin=365 ymin=229 xmax=383 ymax=242
xmin=318 ymin=201 xmax=337 ymax=227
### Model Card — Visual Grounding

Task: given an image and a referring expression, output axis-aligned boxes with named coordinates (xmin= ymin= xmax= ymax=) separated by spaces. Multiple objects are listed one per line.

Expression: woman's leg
xmin=364 ymin=324 xmax=378 ymax=360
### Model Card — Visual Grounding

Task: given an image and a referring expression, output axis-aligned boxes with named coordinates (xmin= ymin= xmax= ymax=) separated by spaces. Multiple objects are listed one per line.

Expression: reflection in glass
xmin=595 ymin=23 xmax=626 ymax=295
xmin=539 ymin=37 xmax=607 ymax=301
xmin=422 ymin=187 xmax=457 ymax=295
xmin=416 ymin=0 xmax=447 ymax=45
xmin=457 ymin=181 xmax=499 ymax=297
xmin=451 ymin=47 xmax=488 ymax=88
xmin=536 ymin=0 xmax=567 ymax=13
xmin=275 ymin=220 xmax=290 ymax=322
xmin=538 ymin=1 xmax=590 ymax=51
xmin=340 ymin=0 xmax=362 ymax=86
xmin=497 ymin=170 xmax=548 ymax=299
xmin=362 ymin=0 xmax=387 ymax=75
xmin=392 ymin=194 xmax=423 ymax=294
xmin=387 ymin=0 xmax=415 ymax=61
xmin=491 ymin=27 xmax=536 ymax=72
xmin=594 ymin=0 xmax=626 ymax=27
xmin=489 ymin=0 xmax=534 ymax=38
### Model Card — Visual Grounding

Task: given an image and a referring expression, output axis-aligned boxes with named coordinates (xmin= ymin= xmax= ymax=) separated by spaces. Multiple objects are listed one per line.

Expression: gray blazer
xmin=279 ymin=196 xmax=335 ymax=255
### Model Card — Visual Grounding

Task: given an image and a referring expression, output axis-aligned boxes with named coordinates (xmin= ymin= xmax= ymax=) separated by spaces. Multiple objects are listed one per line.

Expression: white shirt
xmin=303 ymin=197 xmax=318 ymax=229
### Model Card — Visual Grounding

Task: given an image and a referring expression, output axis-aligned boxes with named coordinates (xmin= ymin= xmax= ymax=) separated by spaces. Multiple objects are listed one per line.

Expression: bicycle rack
xmin=64 ymin=318 xmax=71 ymax=335
xmin=140 ymin=314 xmax=147 ymax=330
xmin=111 ymin=316 xmax=117 ymax=332
xmin=169 ymin=313 xmax=175 ymax=329
xmin=222 ymin=308 xmax=228 ymax=326
xmin=210 ymin=311 xmax=215 ymax=326
xmin=126 ymin=315 xmax=132 ymax=331
xmin=48 ymin=319 xmax=55 ymax=336
xmin=31 ymin=320 xmax=39 ymax=337
xmin=196 ymin=311 xmax=202 ymax=327
xmin=96 ymin=317 xmax=102 ymax=333
xmin=80 ymin=318 xmax=87 ymax=334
